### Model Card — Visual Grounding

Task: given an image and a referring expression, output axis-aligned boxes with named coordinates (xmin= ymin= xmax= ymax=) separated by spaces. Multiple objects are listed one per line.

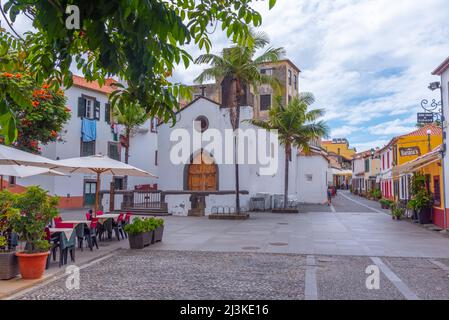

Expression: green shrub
xmin=6 ymin=186 xmax=59 ymax=253
xmin=371 ymin=189 xmax=381 ymax=200
xmin=124 ymin=217 xmax=164 ymax=235
xmin=390 ymin=202 xmax=405 ymax=219
xmin=124 ymin=218 xmax=146 ymax=235
xmin=380 ymin=198 xmax=393 ymax=208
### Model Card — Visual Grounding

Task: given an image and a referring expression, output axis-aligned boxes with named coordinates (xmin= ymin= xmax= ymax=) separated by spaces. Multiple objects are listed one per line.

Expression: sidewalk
xmin=0 ymin=238 xmax=127 ymax=299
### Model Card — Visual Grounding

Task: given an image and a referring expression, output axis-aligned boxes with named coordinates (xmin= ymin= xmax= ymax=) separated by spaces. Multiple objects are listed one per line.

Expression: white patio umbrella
xmin=0 ymin=144 xmax=58 ymax=167
xmin=0 ymin=165 xmax=67 ymax=190
xmin=51 ymin=155 xmax=156 ymax=214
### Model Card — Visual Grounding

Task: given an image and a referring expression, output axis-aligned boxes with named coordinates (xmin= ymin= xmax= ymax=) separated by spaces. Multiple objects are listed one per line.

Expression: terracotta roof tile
xmin=72 ymin=75 xmax=117 ymax=94
xmin=398 ymin=124 xmax=442 ymax=138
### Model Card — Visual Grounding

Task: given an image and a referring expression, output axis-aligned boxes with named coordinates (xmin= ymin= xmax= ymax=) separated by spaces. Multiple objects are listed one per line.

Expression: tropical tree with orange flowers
xmin=0 ymin=32 xmax=70 ymax=152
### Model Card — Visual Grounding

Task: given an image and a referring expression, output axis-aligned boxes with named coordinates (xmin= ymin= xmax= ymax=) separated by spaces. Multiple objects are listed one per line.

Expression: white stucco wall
xmin=19 ymin=86 xmax=158 ymax=204
xmin=296 ymin=155 xmax=329 ymax=204
xmin=157 ymin=97 xmax=328 ymax=214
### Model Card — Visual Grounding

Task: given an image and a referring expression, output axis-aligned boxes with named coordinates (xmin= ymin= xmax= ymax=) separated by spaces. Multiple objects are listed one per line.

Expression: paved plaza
xmin=9 ymin=191 xmax=449 ymax=300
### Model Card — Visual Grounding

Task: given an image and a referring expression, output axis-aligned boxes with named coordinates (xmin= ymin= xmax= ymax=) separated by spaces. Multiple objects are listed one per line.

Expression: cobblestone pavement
xmin=17 ymin=250 xmax=306 ymax=300
xmin=15 ymin=250 xmax=449 ymax=300
xmin=10 ymin=191 xmax=449 ymax=300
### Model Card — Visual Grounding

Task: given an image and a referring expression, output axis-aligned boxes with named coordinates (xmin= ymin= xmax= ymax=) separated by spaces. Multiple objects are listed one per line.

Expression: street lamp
xmin=428 ymin=81 xmax=441 ymax=91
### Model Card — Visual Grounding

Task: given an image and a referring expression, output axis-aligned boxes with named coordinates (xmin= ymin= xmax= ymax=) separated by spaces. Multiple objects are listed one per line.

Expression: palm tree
xmin=249 ymin=93 xmax=329 ymax=209
xmin=112 ymin=100 xmax=149 ymax=165
xmin=194 ymin=30 xmax=285 ymax=213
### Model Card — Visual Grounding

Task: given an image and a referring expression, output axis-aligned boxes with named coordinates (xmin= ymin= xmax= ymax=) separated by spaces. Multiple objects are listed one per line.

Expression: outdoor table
xmin=62 ymin=220 xmax=92 ymax=228
xmin=95 ymin=214 xmax=121 ymax=224
xmin=49 ymin=227 xmax=75 ymax=240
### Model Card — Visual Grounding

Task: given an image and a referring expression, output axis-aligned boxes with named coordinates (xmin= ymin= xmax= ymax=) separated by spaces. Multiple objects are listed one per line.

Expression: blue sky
xmin=3 ymin=0 xmax=449 ymax=152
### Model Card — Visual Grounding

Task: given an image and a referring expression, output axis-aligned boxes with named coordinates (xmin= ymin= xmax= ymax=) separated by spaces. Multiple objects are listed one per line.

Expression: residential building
xmin=18 ymin=75 xmax=158 ymax=209
xmin=351 ymin=150 xmax=372 ymax=194
xmin=324 ymin=138 xmax=356 ymax=188
xmin=379 ymin=124 xmax=442 ymax=200
xmin=179 ymin=59 xmax=301 ymax=120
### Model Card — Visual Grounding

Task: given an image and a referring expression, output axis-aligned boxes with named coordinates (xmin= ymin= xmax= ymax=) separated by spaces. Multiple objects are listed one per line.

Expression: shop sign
xmin=399 ymin=147 xmax=420 ymax=157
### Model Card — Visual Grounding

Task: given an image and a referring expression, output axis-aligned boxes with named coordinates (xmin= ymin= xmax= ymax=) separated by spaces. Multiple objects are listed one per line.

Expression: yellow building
xmin=391 ymin=124 xmax=442 ymax=198
xmin=322 ymin=138 xmax=356 ymax=160
xmin=393 ymin=125 xmax=442 ymax=167
xmin=396 ymin=145 xmax=444 ymax=227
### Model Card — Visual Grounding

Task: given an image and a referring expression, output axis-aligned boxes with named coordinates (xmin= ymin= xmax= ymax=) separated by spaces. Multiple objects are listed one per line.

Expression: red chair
xmin=54 ymin=217 xmax=74 ymax=228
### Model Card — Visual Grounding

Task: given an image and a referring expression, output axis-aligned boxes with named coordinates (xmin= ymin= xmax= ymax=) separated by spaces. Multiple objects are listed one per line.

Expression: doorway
xmin=83 ymin=180 xmax=97 ymax=206
xmin=187 ymin=152 xmax=217 ymax=191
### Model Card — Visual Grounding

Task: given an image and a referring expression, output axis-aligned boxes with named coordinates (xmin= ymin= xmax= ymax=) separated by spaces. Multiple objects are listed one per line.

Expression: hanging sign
xmin=417 ymin=113 xmax=434 ymax=124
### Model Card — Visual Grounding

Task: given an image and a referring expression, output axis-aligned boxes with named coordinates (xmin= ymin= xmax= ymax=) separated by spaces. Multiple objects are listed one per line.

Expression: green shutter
xmin=78 ymin=97 xmax=86 ymax=118
xmin=105 ymin=103 xmax=111 ymax=124
xmin=94 ymin=100 xmax=100 ymax=120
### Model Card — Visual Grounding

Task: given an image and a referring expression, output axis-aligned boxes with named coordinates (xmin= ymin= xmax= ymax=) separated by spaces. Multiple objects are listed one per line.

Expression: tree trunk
xmin=125 ymin=128 xmax=130 ymax=164
xmin=124 ymin=127 xmax=130 ymax=189
xmin=284 ymin=146 xmax=290 ymax=209
xmin=231 ymin=78 xmax=242 ymax=214
xmin=234 ymin=136 xmax=240 ymax=213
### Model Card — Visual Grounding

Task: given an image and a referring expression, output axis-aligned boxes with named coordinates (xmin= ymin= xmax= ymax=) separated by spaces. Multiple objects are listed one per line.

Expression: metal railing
xmin=121 ymin=190 xmax=164 ymax=209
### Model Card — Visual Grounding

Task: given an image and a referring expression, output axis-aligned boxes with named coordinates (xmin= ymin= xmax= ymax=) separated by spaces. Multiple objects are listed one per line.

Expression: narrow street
xmin=11 ymin=191 xmax=449 ymax=300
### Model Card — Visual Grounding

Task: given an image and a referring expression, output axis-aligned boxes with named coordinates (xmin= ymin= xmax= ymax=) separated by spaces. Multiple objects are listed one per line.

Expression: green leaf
xmin=269 ymin=0 xmax=277 ymax=10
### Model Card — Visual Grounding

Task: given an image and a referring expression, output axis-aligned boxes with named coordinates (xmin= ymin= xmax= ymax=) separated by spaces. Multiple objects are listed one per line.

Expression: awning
xmin=331 ymin=168 xmax=352 ymax=176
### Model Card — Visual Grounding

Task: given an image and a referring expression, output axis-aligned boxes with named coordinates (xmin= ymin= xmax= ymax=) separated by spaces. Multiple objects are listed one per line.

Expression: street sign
xmin=417 ymin=112 xmax=434 ymax=124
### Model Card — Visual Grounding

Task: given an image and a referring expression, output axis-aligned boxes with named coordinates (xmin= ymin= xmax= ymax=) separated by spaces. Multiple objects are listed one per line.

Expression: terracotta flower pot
xmin=15 ymin=251 xmax=50 ymax=280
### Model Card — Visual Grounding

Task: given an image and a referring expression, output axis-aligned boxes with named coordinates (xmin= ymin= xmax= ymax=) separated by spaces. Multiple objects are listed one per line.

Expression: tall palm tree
xmin=250 ymin=93 xmax=329 ymax=209
xmin=194 ymin=30 xmax=285 ymax=213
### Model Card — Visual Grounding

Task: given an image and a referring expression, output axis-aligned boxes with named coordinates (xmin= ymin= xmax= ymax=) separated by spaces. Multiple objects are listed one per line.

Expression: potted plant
xmin=153 ymin=218 xmax=164 ymax=243
xmin=371 ymin=189 xmax=381 ymax=200
xmin=124 ymin=218 xmax=147 ymax=249
xmin=409 ymin=173 xmax=433 ymax=224
xmin=414 ymin=190 xmax=433 ymax=224
xmin=7 ymin=187 xmax=59 ymax=280
xmin=124 ymin=218 xmax=156 ymax=249
xmin=406 ymin=199 xmax=418 ymax=222
xmin=0 ymin=190 xmax=19 ymax=280
xmin=390 ymin=203 xmax=405 ymax=220
xmin=380 ymin=199 xmax=392 ymax=209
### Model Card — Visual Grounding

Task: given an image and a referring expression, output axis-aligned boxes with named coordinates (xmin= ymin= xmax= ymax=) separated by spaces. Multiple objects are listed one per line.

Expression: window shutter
xmin=94 ymin=100 xmax=100 ymax=120
xmin=105 ymin=103 xmax=111 ymax=124
xmin=78 ymin=97 xmax=86 ymax=118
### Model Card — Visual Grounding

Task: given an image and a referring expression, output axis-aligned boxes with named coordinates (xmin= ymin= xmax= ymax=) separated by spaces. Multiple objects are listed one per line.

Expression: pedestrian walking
xmin=327 ymin=187 xmax=332 ymax=206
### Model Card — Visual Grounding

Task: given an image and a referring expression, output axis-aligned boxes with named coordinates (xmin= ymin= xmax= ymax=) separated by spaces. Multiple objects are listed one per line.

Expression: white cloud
xmin=367 ymin=119 xmax=416 ymax=136
xmin=331 ymin=125 xmax=360 ymax=138
xmin=3 ymin=0 xmax=449 ymax=151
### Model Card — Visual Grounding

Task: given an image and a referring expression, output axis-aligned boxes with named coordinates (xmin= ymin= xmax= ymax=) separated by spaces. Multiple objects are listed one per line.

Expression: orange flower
xmin=50 ymin=130 xmax=58 ymax=137
xmin=2 ymin=72 xmax=13 ymax=78
xmin=15 ymin=73 xmax=22 ymax=79
xmin=42 ymin=84 xmax=50 ymax=89
xmin=32 ymin=101 xmax=40 ymax=107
